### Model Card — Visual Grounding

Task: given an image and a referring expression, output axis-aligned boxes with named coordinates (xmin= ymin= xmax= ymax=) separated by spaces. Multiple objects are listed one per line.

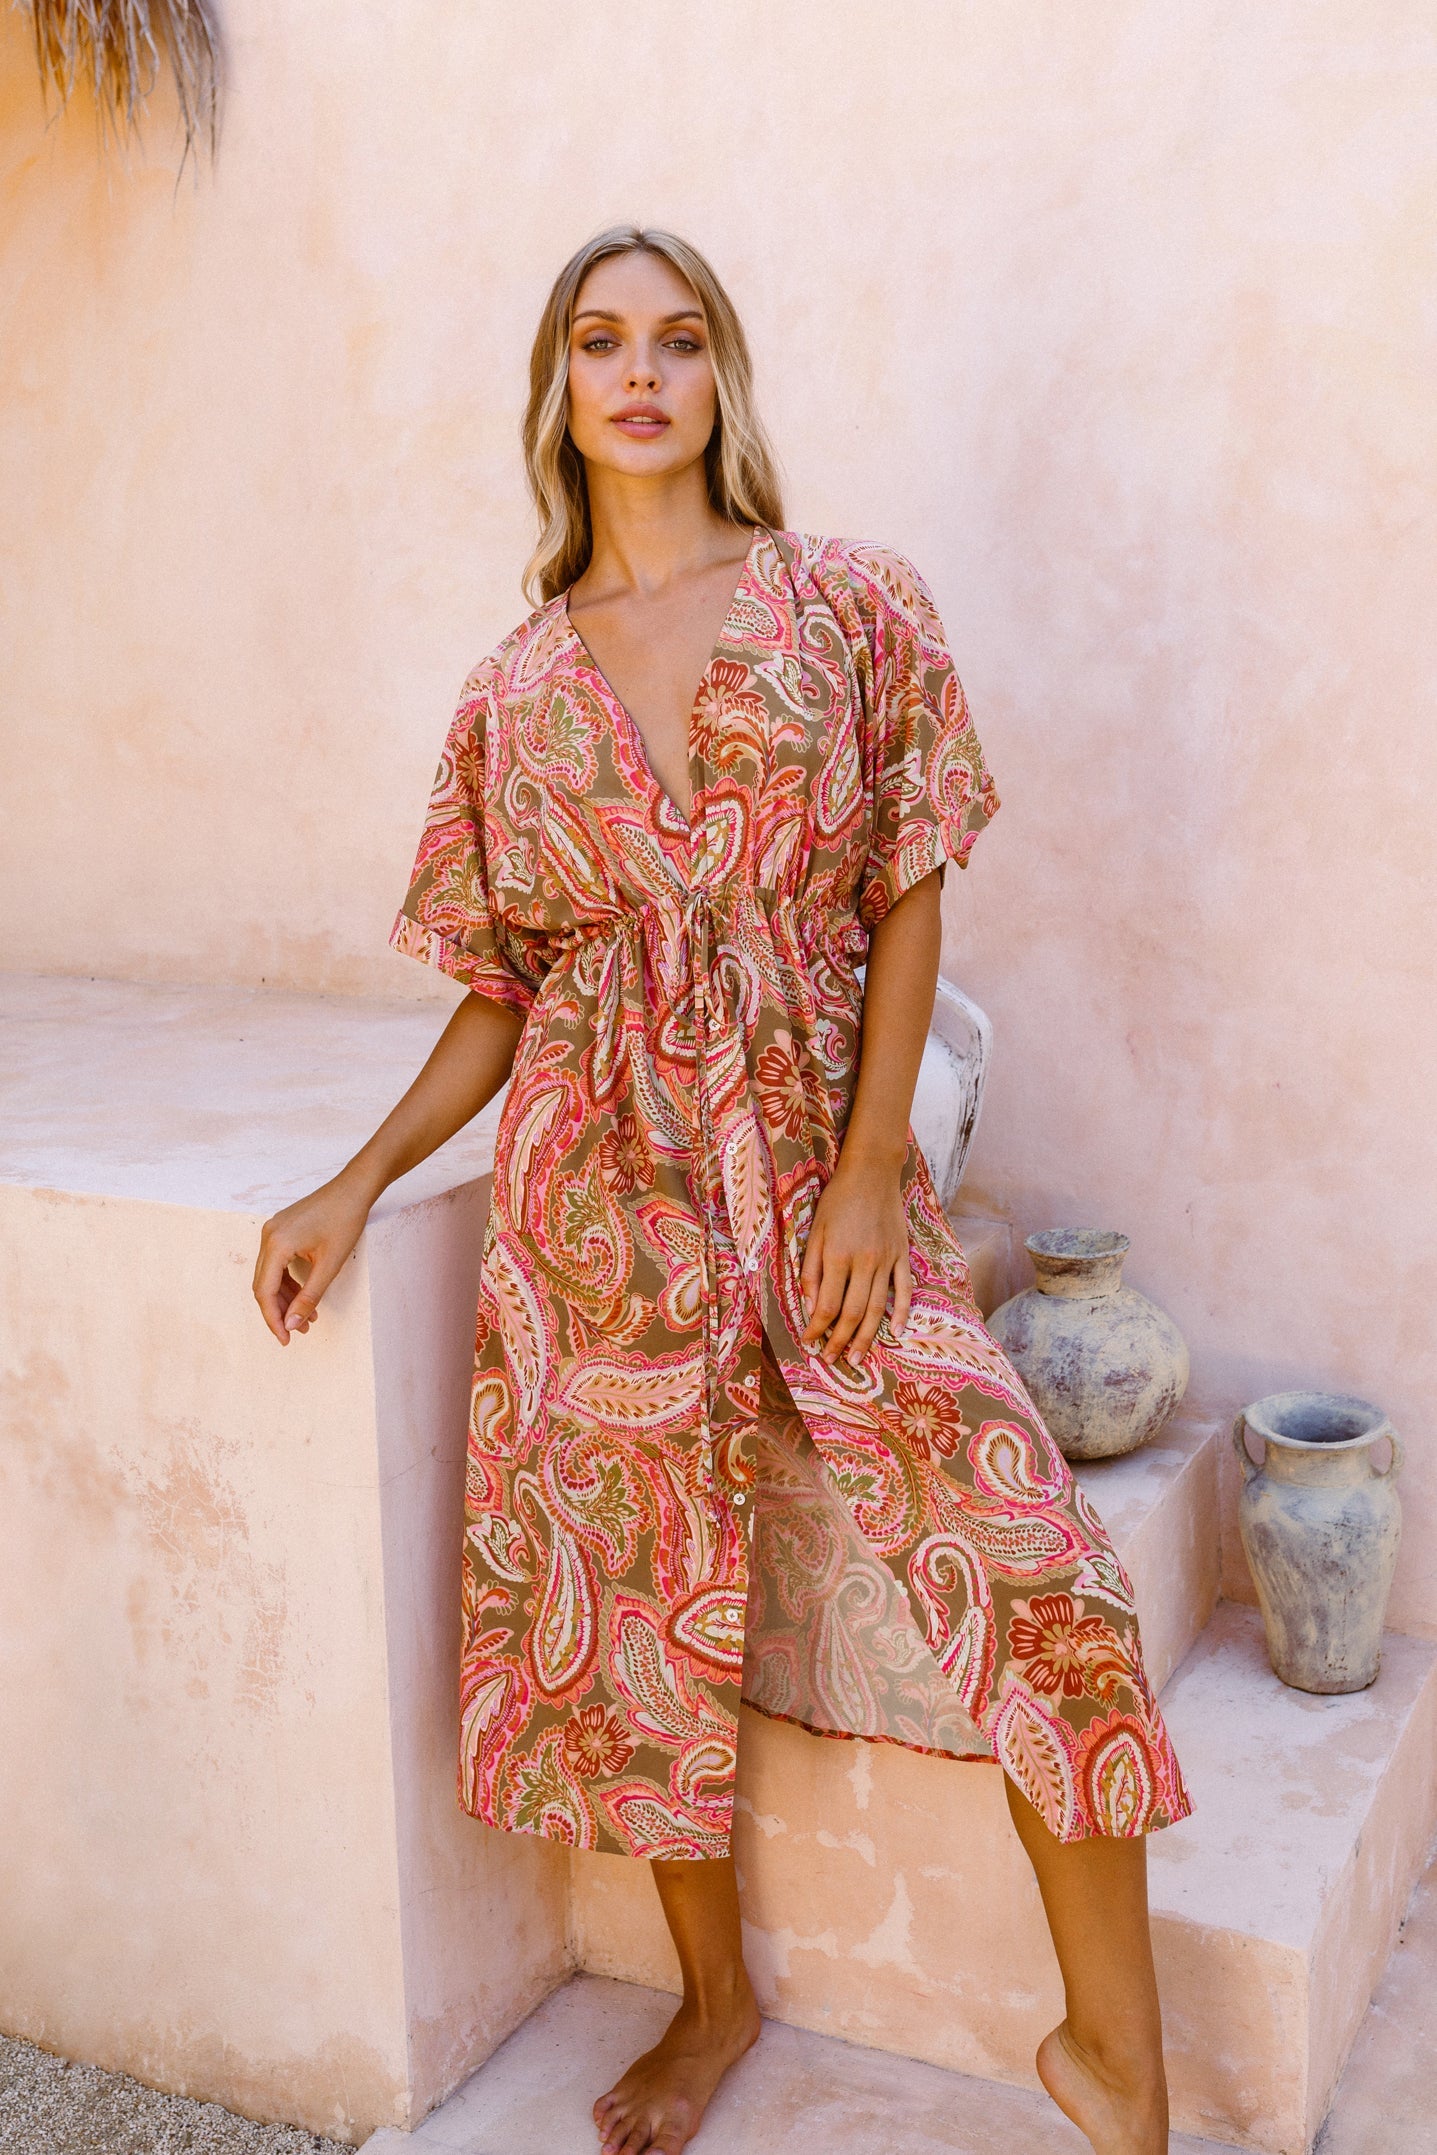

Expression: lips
xmin=611 ymin=405 xmax=669 ymax=436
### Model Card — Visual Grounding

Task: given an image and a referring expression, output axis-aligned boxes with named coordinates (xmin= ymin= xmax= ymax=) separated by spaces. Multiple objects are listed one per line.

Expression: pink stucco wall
xmin=3 ymin=5 xmax=1433 ymax=1629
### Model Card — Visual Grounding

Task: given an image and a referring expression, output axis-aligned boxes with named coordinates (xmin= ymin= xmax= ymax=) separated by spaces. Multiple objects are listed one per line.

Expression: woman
xmin=254 ymin=226 xmax=1189 ymax=2155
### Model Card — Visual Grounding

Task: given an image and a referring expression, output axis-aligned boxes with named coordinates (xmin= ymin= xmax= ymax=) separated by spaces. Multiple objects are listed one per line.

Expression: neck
xmin=582 ymin=460 xmax=742 ymax=600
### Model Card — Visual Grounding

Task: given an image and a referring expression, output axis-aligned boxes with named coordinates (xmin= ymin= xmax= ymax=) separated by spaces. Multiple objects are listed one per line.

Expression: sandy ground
xmin=0 ymin=2037 xmax=349 ymax=2155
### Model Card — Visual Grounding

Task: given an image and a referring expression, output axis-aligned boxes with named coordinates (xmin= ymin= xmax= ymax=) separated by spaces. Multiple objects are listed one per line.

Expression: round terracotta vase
xmin=987 ymin=1229 xmax=1189 ymax=1462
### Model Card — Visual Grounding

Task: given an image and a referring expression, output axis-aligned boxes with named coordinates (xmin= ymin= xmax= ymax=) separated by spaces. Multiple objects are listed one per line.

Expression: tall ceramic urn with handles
xmin=1233 ymin=1391 xmax=1403 ymax=1694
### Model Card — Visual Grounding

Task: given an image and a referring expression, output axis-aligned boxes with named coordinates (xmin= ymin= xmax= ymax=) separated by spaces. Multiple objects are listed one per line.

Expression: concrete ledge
xmin=0 ymin=977 xmax=565 ymax=2142
xmin=0 ymin=971 xmax=500 ymax=1215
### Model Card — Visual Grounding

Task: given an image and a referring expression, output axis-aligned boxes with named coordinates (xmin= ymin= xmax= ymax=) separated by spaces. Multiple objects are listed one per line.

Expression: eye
xmin=580 ymin=335 xmax=618 ymax=353
xmin=666 ymin=335 xmax=703 ymax=353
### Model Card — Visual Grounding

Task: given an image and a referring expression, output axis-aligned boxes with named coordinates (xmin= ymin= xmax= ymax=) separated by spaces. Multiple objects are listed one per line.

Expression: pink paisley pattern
xmin=393 ymin=527 xmax=1192 ymax=1856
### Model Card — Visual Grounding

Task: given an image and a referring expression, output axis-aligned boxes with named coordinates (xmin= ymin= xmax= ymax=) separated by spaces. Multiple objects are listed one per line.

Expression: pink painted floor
xmin=361 ymin=1842 xmax=1437 ymax=2154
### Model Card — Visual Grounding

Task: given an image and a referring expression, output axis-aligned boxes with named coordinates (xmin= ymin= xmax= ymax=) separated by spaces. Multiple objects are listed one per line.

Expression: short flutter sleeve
xmin=843 ymin=545 xmax=1000 ymax=929
xmin=389 ymin=671 xmax=542 ymax=1018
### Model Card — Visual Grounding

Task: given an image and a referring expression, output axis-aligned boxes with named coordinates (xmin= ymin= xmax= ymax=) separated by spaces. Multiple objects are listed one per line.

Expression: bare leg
xmin=1005 ymin=1777 xmax=1169 ymax=2154
xmin=593 ymin=1855 xmax=761 ymax=2155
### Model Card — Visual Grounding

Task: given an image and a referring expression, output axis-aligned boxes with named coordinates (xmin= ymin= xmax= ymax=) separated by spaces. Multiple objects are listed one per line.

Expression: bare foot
xmin=593 ymin=1981 xmax=761 ymax=2155
xmin=1036 ymin=2021 xmax=1169 ymax=2154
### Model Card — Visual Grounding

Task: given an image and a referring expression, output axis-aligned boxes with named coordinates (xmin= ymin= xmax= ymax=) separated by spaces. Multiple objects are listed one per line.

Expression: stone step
xmin=357 ymin=1973 xmax=1240 ymax=2155
xmin=1148 ymin=1605 xmax=1437 ymax=2151
xmin=567 ymin=1601 xmax=1437 ymax=2154
xmin=359 ymin=1972 xmax=1238 ymax=2154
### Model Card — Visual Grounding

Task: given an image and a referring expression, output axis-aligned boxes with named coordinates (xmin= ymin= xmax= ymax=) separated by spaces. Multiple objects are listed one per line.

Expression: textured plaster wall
xmin=2 ymin=5 xmax=1434 ymax=1627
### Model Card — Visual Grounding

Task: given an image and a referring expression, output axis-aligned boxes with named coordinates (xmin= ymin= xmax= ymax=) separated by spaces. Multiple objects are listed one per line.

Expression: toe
xmin=594 ymin=2090 xmax=625 ymax=2134
xmin=602 ymin=2114 xmax=644 ymax=2155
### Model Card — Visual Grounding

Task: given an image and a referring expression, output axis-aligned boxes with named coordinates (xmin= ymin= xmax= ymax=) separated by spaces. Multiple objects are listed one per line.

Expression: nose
xmin=625 ymin=342 xmax=661 ymax=394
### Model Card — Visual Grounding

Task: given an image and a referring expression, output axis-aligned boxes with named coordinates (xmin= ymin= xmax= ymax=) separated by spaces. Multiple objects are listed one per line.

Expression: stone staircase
xmin=2 ymin=974 xmax=1434 ymax=2154
xmin=568 ymin=1408 xmax=1437 ymax=2152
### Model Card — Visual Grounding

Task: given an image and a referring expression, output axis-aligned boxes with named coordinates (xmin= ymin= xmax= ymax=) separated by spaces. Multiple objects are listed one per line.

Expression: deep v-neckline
xmin=563 ymin=527 xmax=761 ymax=833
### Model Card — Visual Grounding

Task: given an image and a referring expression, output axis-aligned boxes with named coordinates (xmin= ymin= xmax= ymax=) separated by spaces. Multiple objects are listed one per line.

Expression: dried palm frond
xmin=20 ymin=0 xmax=222 ymax=168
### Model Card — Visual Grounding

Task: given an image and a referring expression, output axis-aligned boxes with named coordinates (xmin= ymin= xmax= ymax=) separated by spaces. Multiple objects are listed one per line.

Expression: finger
xmin=279 ymin=1271 xmax=320 ymax=1333
xmin=253 ymin=1234 xmax=300 ymax=1345
xmin=889 ymin=1250 xmax=913 ymax=1338
xmin=822 ymin=1261 xmax=877 ymax=1363
xmin=800 ymin=1234 xmax=842 ymax=1343
xmin=798 ymin=1219 xmax=825 ymax=1323
xmin=803 ymin=1249 xmax=850 ymax=1347
xmin=847 ymin=1268 xmax=895 ymax=1363
xmin=278 ymin=1250 xmax=318 ymax=1331
xmin=251 ymin=1221 xmax=296 ymax=1303
xmin=281 ymin=1246 xmax=345 ymax=1335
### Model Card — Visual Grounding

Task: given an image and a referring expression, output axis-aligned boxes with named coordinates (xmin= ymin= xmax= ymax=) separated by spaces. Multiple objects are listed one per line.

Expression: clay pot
xmin=1234 ymin=1391 xmax=1403 ymax=1694
xmin=987 ymin=1230 xmax=1189 ymax=1461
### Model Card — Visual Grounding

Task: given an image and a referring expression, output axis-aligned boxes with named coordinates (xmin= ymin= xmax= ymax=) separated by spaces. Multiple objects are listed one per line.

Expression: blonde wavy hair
xmin=522 ymin=226 xmax=785 ymax=605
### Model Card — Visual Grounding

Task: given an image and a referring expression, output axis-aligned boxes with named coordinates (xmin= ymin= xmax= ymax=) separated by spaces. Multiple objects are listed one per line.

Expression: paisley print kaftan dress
xmin=392 ymin=527 xmax=1192 ymax=1859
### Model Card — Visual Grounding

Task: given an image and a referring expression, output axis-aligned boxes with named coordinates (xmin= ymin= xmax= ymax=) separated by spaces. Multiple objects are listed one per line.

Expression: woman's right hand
xmin=252 ymin=1170 xmax=376 ymax=1344
xmin=251 ymin=987 xmax=524 ymax=1347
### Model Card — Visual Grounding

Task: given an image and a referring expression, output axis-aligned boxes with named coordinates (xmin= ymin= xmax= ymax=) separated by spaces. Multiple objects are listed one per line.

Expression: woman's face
xmin=566 ymin=250 xmax=718 ymax=484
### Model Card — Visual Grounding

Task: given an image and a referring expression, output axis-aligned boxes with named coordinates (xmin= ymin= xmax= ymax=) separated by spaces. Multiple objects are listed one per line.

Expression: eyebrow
xmin=573 ymin=307 xmax=706 ymax=326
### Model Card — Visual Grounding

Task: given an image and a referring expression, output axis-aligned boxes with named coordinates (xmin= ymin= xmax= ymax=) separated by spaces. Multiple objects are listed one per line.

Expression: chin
xmin=591 ymin=442 xmax=697 ymax=480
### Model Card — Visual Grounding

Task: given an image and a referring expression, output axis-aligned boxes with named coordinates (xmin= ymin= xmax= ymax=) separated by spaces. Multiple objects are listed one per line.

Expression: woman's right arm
xmin=252 ymin=989 xmax=525 ymax=1344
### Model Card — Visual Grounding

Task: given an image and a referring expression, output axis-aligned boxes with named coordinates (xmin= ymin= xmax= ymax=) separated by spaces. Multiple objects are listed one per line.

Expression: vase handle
xmin=1373 ymin=1427 xmax=1404 ymax=1479
xmin=1232 ymin=1413 xmax=1261 ymax=1483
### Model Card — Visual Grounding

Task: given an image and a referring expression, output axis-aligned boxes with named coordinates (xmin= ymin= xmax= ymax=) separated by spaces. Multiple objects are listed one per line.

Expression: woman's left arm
xmin=799 ymin=867 xmax=942 ymax=1365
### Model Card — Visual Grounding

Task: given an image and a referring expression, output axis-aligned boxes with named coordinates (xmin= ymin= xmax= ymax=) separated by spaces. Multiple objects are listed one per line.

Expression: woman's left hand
xmin=799 ymin=1151 xmax=912 ymax=1366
